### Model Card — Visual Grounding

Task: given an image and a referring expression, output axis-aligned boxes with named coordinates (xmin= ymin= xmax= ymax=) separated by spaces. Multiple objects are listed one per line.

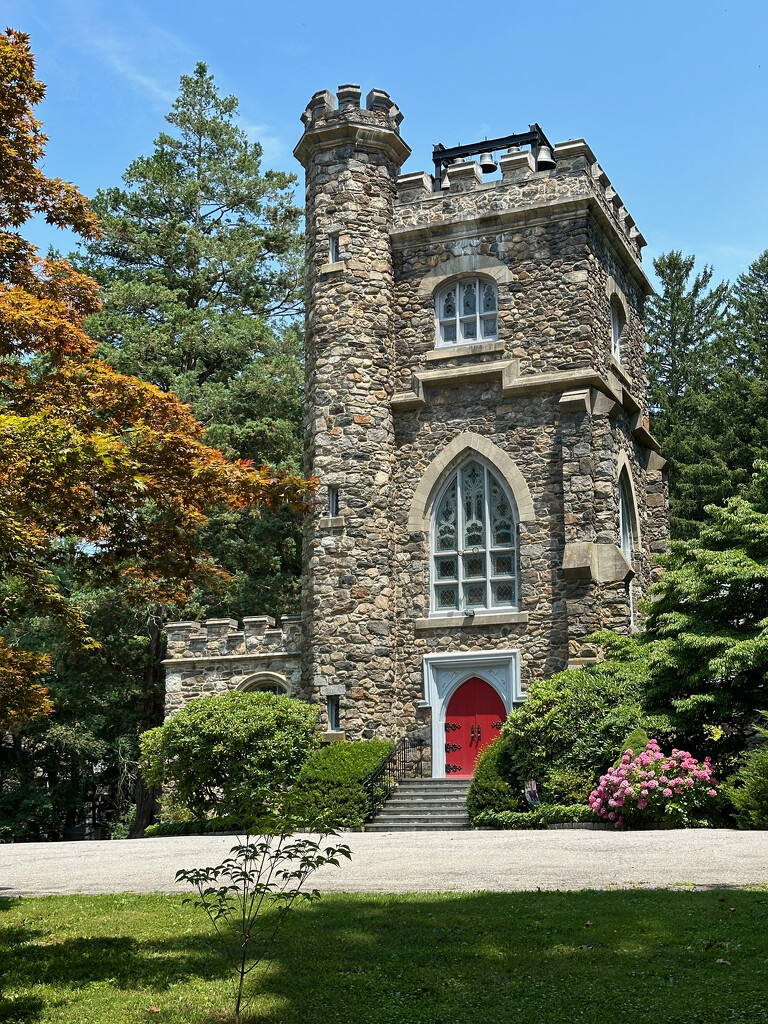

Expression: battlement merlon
xmin=394 ymin=138 xmax=650 ymax=285
xmin=163 ymin=615 xmax=302 ymax=663
xmin=294 ymin=85 xmax=411 ymax=168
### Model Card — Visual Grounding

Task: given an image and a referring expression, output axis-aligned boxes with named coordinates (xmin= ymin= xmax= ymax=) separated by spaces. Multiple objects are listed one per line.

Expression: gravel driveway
xmin=2 ymin=828 xmax=767 ymax=897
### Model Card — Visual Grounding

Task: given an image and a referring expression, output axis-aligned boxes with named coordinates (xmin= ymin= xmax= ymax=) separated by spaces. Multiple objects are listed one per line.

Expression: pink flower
xmin=708 ymin=789 xmax=717 ymax=798
xmin=663 ymin=788 xmax=673 ymax=797
xmin=637 ymin=798 xmax=647 ymax=810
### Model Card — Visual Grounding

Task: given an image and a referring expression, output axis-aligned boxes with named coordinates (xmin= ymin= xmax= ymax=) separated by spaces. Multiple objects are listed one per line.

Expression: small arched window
xmin=436 ymin=278 xmax=498 ymax=347
xmin=239 ymin=672 xmax=289 ymax=695
xmin=431 ymin=459 xmax=517 ymax=613
xmin=610 ymin=295 xmax=627 ymax=362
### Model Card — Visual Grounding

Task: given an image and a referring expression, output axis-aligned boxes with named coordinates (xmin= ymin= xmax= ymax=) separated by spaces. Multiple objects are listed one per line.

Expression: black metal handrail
xmin=363 ymin=737 xmax=423 ymax=822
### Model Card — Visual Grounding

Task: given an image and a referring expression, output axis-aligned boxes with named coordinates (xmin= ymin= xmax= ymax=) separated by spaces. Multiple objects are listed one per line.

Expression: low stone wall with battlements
xmin=162 ymin=616 xmax=302 ymax=719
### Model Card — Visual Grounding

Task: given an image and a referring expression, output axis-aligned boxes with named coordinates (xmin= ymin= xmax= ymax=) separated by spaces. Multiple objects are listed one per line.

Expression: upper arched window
xmin=431 ymin=459 xmax=517 ymax=613
xmin=436 ymin=278 xmax=498 ymax=347
xmin=618 ymin=469 xmax=637 ymax=627
xmin=618 ymin=471 xmax=636 ymax=560
xmin=610 ymin=295 xmax=627 ymax=362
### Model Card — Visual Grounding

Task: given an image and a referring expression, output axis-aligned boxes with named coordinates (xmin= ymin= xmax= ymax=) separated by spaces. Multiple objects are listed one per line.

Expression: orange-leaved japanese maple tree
xmin=0 ymin=28 xmax=309 ymax=729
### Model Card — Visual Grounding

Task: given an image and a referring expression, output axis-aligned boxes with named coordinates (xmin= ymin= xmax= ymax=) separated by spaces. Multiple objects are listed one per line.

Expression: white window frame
xmin=435 ymin=277 xmax=498 ymax=348
xmin=430 ymin=459 xmax=517 ymax=617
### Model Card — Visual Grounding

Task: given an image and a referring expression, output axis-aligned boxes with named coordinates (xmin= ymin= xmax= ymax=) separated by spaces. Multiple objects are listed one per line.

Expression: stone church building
xmin=163 ymin=86 xmax=669 ymax=778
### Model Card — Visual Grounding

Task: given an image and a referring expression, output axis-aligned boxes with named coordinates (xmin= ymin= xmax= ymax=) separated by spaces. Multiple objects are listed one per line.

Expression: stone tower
xmin=293 ymin=87 xmax=411 ymax=738
xmin=163 ymin=86 xmax=669 ymax=778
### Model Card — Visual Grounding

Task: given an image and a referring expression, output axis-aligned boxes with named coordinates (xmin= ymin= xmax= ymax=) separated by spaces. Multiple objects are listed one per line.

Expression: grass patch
xmin=1 ymin=889 xmax=767 ymax=1022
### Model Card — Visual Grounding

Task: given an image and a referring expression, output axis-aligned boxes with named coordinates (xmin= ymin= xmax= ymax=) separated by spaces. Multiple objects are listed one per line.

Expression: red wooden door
xmin=444 ymin=677 xmax=507 ymax=777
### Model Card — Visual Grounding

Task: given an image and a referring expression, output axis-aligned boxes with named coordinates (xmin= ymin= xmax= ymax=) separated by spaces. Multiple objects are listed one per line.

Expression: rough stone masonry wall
xmin=295 ymin=86 xmax=409 ymax=737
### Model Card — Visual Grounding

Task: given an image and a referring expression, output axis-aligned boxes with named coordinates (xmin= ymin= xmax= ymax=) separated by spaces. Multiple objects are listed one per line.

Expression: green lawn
xmin=2 ymin=889 xmax=768 ymax=1023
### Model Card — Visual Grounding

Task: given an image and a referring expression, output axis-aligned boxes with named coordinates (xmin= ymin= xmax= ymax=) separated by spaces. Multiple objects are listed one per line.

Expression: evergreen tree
xmin=645 ymin=251 xmax=733 ymax=537
xmin=731 ymin=250 xmax=768 ymax=376
xmin=78 ymin=63 xmax=305 ymax=617
xmin=596 ymin=461 xmax=768 ymax=763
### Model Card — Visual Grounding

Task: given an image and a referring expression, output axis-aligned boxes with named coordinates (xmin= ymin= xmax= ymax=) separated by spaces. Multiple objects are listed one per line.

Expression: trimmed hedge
xmin=289 ymin=740 xmax=394 ymax=828
xmin=144 ymin=818 xmax=236 ymax=838
xmin=467 ymin=737 xmax=524 ymax=821
xmin=473 ymin=804 xmax=599 ymax=830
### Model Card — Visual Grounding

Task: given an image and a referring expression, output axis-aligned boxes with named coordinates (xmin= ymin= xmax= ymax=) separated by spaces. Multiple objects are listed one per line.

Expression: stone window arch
xmin=435 ymin=276 xmax=498 ymax=347
xmin=430 ymin=456 xmax=518 ymax=613
xmin=408 ymin=431 xmax=535 ymax=534
xmin=237 ymin=671 xmax=289 ymax=695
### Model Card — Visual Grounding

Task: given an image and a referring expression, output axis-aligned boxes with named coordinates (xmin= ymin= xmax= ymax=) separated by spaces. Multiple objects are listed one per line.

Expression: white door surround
xmin=422 ymin=649 xmax=521 ymax=778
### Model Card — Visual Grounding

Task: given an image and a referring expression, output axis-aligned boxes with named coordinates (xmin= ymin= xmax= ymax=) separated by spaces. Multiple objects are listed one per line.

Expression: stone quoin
xmin=163 ymin=86 xmax=669 ymax=777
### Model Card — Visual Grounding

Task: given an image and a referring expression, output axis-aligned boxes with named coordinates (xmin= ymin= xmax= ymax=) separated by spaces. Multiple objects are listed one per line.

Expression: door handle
xmin=477 ymin=724 xmax=481 ymax=743
xmin=470 ymin=724 xmax=475 ymax=742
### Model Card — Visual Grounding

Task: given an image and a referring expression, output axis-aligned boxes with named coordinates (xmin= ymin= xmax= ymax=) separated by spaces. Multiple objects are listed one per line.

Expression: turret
xmin=294 ymin=86 xmax=410 ymax=736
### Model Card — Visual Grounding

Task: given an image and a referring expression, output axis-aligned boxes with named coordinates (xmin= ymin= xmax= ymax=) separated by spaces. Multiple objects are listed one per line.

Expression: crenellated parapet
xmin=162 ymin=616 xmax=302 ymax=719
xmin=165 ymin=616 xmax=301 ymax=661
xmin=298 ymin=84 xmax=404 ymax=134
xmin=393 ymin=138 xmax=646 ymax=267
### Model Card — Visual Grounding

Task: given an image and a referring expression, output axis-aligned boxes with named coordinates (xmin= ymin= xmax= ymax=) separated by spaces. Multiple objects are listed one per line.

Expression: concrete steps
xmin=366 ymin=778 xmax=472 ymax=832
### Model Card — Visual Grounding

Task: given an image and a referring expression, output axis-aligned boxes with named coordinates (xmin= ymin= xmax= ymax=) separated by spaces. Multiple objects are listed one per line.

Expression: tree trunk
xmin=129 ymin=770 xmax=160 ymax=838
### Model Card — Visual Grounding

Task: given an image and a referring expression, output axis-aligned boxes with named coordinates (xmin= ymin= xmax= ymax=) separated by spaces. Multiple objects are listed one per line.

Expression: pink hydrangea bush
xmin=589 ymin=739 xmax=718 ymax=828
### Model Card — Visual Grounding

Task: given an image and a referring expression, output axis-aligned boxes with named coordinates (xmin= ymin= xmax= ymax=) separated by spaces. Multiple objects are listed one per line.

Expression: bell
xmin=536 ymin=144 xmax=556 ymax=170
xmin=479 ymin=151 xmax=497 ymax=174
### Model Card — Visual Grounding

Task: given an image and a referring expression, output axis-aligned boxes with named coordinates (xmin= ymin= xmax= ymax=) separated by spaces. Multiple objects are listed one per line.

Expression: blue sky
xmin=8 ymin=0 xmax=768 ymax=287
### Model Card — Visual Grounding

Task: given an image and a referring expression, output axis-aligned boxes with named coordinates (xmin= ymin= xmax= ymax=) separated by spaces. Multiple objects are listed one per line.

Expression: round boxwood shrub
xmin=140 ymin=691 xmax=318 ymax=820
xmin=498 ymin=661 xmax=667 ymax=805
xmin=289 ymin=739 xmax=394 ymax=828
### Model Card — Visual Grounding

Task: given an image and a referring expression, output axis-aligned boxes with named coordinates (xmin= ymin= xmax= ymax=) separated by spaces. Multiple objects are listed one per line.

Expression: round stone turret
xmin=294 ymin=86 xmax=411 ymax=736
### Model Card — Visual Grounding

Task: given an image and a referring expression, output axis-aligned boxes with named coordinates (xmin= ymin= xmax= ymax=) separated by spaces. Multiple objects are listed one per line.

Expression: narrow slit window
xmin=329 ymin=233 xmax=341 ymax=263
xmin=327 ymin=695 xmax=340 ymax=731
xmin=328 ymin=485 xmax=339 ymax=518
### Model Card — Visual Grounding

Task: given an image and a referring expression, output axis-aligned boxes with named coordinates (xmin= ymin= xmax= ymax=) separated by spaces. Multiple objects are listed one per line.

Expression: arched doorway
xmin=444 ymin=677 xmax=506 ymax=776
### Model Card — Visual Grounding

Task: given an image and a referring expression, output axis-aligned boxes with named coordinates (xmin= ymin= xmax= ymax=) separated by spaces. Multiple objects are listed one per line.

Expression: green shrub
xmin=289 ymin=740 xmax=394 ymax=828
xmin=613 ymin=728 xmax=650 ymax=767
xmin=473 ymin=804 xmax=598 ymax=830
xmin=467 ymin=738 xmax=524 ymax=821
xmin=144 ymin=818 xmax=236 ymax=838
xmin=726 ymin=729 xmax=768 ymax=829
xmin=499 ymin=661 xmax=667 ymax=805
xmin=140 ymin=691 xmax=319 ymax=820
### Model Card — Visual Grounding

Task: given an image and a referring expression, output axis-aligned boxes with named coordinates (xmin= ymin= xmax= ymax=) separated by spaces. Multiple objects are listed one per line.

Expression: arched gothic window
xmin=610 ymin=295 xmax=626 ymax=362
xmin=436 ymin=277 xmax=498 ymax=347
xmin=618 ymin=470 xmax=637 ymax=626
xmin=431 ymin=459 xmax=517 ymax=613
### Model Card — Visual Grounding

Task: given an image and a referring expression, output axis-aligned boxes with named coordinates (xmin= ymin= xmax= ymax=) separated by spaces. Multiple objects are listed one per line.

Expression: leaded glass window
xmin=431 ymin=460 xmax=517 ymax=613
xmin=436 ymin=277 xmax=498 ymax=347
xmin=618 ymin=471 xmax=636 ymax=627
